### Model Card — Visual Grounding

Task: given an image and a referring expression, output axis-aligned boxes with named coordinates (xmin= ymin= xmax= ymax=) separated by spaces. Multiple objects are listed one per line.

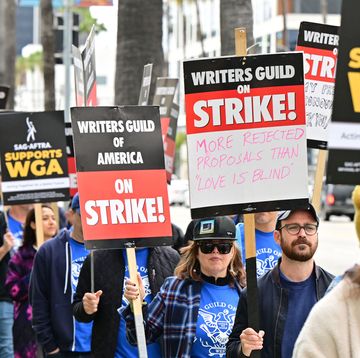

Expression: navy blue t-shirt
xmin=280 ymin=269 xmax=317 ymax=358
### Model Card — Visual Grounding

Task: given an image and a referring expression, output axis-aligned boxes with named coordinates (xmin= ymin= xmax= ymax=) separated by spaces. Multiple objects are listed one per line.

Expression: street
xmin=170 ymin=205 xmax=359 ymax=276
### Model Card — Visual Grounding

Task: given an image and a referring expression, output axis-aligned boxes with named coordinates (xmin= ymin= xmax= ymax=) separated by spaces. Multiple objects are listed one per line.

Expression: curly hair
xmin=174 ymin=240 xmax=246 ymax=287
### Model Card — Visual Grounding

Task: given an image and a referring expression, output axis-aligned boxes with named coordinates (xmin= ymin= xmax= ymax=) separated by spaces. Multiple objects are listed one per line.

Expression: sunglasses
xmin=197 ymin=242 xmax=233 ymax=254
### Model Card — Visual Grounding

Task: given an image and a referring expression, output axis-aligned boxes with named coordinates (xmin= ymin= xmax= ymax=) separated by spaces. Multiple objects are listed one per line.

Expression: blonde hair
xmin=345 ymin=264 xmax=360 ymax=286
xmin=174 ymin=240 xmax=246 ymax=287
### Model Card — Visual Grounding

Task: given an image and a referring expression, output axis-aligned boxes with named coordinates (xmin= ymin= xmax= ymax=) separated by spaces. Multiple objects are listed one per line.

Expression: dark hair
xmin=22 ymin=205 xmax=53 ymax=247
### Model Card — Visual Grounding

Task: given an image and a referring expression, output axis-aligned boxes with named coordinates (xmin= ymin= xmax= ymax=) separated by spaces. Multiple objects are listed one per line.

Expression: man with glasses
xmin=227 ymin=204 xmax=334 ymax=358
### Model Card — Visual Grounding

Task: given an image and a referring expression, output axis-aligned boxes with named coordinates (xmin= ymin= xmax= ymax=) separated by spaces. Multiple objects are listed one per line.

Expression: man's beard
xmin=280 ymin=235 xmax=318 ymax=262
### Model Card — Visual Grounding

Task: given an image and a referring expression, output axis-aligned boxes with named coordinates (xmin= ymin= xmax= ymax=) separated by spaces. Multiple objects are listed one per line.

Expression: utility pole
xmin=281 ymin=0 xmax=288 ymax=50
xmin=63 ymin=0 xmax=73 ymax=123
xmin=321 ymin=0 xmax=328 ymax=24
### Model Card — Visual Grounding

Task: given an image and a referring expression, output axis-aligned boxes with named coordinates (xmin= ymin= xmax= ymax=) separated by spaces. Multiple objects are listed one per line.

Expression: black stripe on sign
xmin=190 ymin=198 xmax=309 ymax=219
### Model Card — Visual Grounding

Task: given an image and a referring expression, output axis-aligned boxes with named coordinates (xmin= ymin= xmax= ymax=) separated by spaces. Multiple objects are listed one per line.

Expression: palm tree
xmin=40 ymin=0 xmax=56 ymax=111
xmin=220 ymin=0 xmax=254 ymax=56
xmin=115 ymin=0 xmax=164 ymax=105
xmin=2 ymin=0 xmax=16 ymax=109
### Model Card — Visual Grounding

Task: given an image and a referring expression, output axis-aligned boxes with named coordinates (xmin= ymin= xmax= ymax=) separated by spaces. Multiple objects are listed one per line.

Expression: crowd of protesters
xmin=0 ymin=186 xmax=359 ymax=358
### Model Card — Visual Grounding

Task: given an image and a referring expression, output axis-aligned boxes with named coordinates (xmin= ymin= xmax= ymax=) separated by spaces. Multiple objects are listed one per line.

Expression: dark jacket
xmin=73 ymin=246 xmax=180 ymax=358
xmin=0 ymin=211 xmax=11 ymax=302
xmin=29 ymin=230 xmax=77 ymax=354
xmin=226 ymin=260 xmax=334 ymax=358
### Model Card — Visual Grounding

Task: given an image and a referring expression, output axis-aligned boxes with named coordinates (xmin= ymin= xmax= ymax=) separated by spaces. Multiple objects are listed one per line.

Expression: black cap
xmin=276 ymin=203 xmax=319 ymax=230
xmin=193 ymin=216 xmax=236 ymax=241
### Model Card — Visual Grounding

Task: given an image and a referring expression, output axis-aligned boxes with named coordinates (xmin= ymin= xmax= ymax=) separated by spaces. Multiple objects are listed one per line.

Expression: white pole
xmin=63 ymin=0 xmax=73 ymax=122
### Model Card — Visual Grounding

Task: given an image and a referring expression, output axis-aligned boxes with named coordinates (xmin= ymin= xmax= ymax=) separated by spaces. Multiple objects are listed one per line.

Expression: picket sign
xmin=122 ymin=66 xmax=160 ymax=358
xmin=235 ymin=28 xmax=261 ymax=349
xmin=311 ymin=149 xmax=327 ymax=212
xmin=34 ymin=203 xmax=45 ymax=248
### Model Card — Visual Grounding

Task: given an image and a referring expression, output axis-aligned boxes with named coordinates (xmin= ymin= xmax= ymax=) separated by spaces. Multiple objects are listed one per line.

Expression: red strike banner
xmin=186 ymin=85 xmax=305 ymax=134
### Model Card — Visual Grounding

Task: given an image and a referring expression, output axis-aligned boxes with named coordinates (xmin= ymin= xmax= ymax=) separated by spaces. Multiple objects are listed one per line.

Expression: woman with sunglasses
xmin=122 ymin=216 xmax=246 ymax=358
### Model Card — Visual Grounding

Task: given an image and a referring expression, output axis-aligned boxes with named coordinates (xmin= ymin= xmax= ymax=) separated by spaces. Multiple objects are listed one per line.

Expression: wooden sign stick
xmin=311 ymin=149 xmax=327 ymax=212
xmin=34 ymin=203 xmax=45 ymax=248
xmin=235 ymin=27 xmax=261 ymax=347
xmin=126 ymin=247 xmax=148 ymax=358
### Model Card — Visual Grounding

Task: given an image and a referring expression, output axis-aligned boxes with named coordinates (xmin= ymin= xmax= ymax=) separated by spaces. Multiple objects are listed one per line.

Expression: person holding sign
xmin=5 ymin=205 xmax=57 ymax=358
xmin=292 ymin=189 xmax=360 ymax=358
xmin=30 ymin=193 xmax=92 ymax=357
xmin=227 ymin=204 xmax=334 ymax=358
xmin=72 ymin=244 xmax=179 ymax=358
xmin=122 ymin=216 xmax=246 ymax=358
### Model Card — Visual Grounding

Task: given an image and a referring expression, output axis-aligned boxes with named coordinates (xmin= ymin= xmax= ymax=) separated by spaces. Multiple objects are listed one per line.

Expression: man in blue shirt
xmin=236 ymin=211 xmax=281 ymax=276
xmin=227 ymin=204 xmax=334 ymax=358
xmin=30 ymin=193 xmax=92 ymax=357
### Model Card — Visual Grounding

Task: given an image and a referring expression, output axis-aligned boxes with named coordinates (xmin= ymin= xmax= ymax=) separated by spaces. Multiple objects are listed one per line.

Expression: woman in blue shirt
xmin=122 ymin=216 xmax=246 ymax=358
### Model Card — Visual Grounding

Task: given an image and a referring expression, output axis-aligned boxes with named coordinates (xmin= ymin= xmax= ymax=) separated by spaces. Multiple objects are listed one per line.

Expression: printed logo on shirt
xmin=196 ymin=302 xmax=236 ymax=357
xmin=256 ymin=248 xmax=281 ymax=276
xmin=71 ymin=256 xmax=87 ymax=288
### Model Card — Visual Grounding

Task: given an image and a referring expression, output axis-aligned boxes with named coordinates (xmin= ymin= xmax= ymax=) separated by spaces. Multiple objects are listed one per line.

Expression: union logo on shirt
xmin=197 ymin=308 xmax=235 ymax=357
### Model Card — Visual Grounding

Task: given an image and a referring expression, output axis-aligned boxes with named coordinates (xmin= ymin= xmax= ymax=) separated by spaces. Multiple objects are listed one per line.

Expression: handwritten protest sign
xmin=183 ymin=53 xmax=309 ymax=218
xmin=70 ymin=106 xmax=172 ymax=249
xmin=327 ymin=1 xmax=360 ymax=184
xmin=296 ymin=22 xmax=339 ymax=149
xmin=0 ymin=111 xmax=69 ymax=204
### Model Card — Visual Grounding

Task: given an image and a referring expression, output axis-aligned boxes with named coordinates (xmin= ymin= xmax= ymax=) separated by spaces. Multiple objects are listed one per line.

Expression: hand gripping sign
xmin=183 ymin=53 xmax=309 ymax=218
xmin=70 ymin=106 xmax=172 ymax=249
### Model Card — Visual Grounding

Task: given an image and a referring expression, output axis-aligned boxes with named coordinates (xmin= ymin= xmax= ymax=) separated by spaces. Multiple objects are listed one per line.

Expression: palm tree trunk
xmin=40 ymin=0 xmax=56 ymax=110
xmin=220 ymin=0 xmax=254 ymax=56
xmin=4 ymin=0 xmax=16 ymax=109
xmin=115 ymin=0 xmax=164 ymax=105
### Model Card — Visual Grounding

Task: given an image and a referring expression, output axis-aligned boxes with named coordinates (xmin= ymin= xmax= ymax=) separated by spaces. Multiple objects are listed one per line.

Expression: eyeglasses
xmin=278 ymin=223 xmax=318 ymax=235
xmin=197 ymin=242 xmax=233 ymax=254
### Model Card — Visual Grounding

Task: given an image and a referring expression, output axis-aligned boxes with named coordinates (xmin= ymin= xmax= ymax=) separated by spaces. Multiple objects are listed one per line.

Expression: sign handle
xmin=311 ymin=149 xmax=327 ymax=212
xmin=90 ymin=250 xmax=95 ymax=293
xmin=235 ymin=27 xmax=261 ymax=356
xmin=126 ymin=247 xmax=148 ymax=358
xmin=34 ymin=204 xmax=45 ymax=248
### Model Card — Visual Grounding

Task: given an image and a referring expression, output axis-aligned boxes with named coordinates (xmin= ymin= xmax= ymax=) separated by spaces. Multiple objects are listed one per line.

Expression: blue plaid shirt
xmin=121 ymin=276 xmax=242 ymax=358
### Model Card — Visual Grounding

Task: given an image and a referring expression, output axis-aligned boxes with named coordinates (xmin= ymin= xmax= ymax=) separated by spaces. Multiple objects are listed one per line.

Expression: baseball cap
xmin=71 ymin=193 xmax=80 ymax=214
xmin=276 ymin=203 xmax=319 ymax=230
xmin=193 ymin=216 xmax=236 ymax=241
